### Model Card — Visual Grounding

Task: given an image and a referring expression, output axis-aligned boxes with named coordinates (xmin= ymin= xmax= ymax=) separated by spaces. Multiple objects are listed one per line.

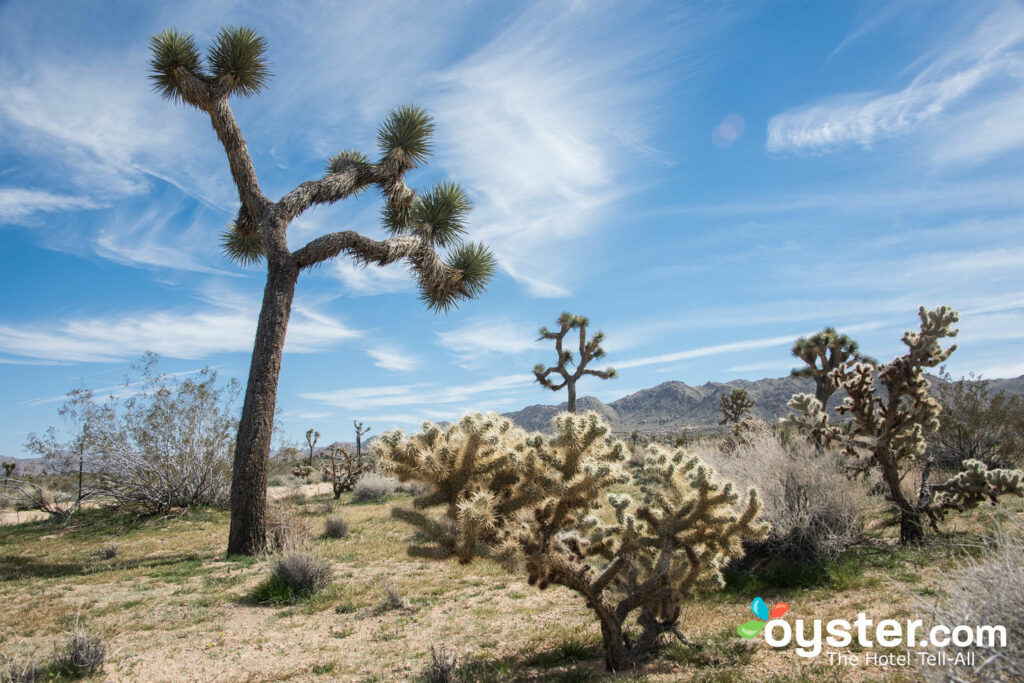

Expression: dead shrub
xmin=323 ymin=515 xmax=349 ymax=539
xmin=425 ymin=645 xmax=458 ymax=683
xmin=266 ymin=505 xmax=311 ymax=552
xmin=353 ymin=474 xmax=397 ymax=503
xmin=702 ymin=420 xmax=867 ymax=564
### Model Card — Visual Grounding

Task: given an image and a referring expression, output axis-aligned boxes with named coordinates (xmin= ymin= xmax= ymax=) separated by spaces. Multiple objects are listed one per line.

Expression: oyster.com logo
xmin=737 ymin=597 xmax=789 ymax=639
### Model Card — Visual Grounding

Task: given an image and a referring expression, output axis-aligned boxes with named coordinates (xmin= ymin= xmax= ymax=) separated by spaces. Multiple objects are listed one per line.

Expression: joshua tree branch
xmin=205 ymin=95 xmax=270 ymax=221
xmin=277 ymin=160 xmax=415 ymax=223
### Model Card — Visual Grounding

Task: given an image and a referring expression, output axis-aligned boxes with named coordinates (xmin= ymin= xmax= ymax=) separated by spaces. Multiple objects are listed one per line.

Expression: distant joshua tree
xmin=719 ymin=389 xmax=755 ymax=426
xmin=148 ymin=27 xmax=496 ymax=554
xmin=353 ymin=421 xmax=371 ymax=462
xmin=533 ymin=313 xmax=616 ymax=413
xmin=790 ymin=327 xmax=873 ymax=407
xmin=304 ymin=429 xmax=320 ymax=467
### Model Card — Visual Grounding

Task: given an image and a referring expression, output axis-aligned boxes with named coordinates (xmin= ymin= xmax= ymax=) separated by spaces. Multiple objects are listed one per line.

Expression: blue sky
xmin=2 ymin=0 xmax=1023 ymax=457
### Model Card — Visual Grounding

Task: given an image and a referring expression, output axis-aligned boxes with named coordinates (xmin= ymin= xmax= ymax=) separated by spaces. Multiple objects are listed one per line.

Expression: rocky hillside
xmin=503 ymin=374 xmax=1024 ymax=435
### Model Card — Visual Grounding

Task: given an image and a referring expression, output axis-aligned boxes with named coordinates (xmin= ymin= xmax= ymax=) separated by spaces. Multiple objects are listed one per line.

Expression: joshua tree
xmin=148 ymin=27 xmax=496 ymax=555
xmin=718 ymin=389 xmax=755 ymax=426
xmin=353 ymin=421 xmax=371 ymax=462
xmin=533 ymin=313 xmax=616 ymax=412
xmin=377 ymin=412 xmax=765 ymax=671
xmin=790 ymin=327 xmax=872 ymax=407
xmin=785 ymin=307 xmax=1023 ymax=543
xmin=304 ymin=429 xmax=320 ymax=467
xmin=2 ymin=462 xmax=15 ymax=479
xmin=322 ymin=444 xmax=369 ymax=499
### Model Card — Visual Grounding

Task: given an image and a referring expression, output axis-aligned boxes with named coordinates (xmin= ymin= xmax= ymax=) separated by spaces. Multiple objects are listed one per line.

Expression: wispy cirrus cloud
xmin=431 ymin=2 xmax=729 ymax=296
xmin=0 ymin=188 xmax=104 ymax=224
xmin=767 ymin=3 xmax=1024 ymax=157
xmin=301 ymin=373 xmax=534 ymax=410
xmin=435 ymin=316 xmax=541 ymax=367
xmin=0 ymin=290 xmax=362 ymax=363
xmin=616 ymin=333 xmax=805 ymax=370
xmin=366 ymin=346 xmax=418 ymax=372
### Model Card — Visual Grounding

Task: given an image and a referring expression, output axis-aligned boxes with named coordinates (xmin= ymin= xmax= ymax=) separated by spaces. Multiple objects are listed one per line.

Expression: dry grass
xmin=0 ymin=484 xmax=1021 ymax=681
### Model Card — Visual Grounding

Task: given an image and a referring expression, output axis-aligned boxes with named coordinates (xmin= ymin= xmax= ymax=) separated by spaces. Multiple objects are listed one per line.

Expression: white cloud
xmin=0 ymin=188 xmax=103 ymax=223
xmin=616 ymin=333 xmax=804 ymax=370
xmin=435 ymin=316 xmax=541 ymax=366
xmin=333 ymin=261 xmax=414 ymax=296
xmin=430 ymin=2 xmax=717 ymax=296
xmin=767 ymin=4 xmax=1024 ymax=155
xmin=367 ymin=346 xmax=418 ymax=372
xmin=302 ymin=373 xmax=534 ymax=409
xmin=0 ymin=295 xmax=362 ymax=363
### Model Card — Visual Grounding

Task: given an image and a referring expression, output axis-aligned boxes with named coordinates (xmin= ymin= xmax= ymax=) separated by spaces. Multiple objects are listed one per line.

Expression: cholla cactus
xmin=790 ymin=327 xmax=872 ymax=406
xmin=786 ymin=306 xmax=1024 ymax=543
xmin=533 ymin=313 xmax=616 ymax=412
xmin=782 ymin=394 xmax=843 ymax=451
xmin=291 ymin=463 xmax=313 ymax=479
xmin=377 ymin=411 xmax=765 ymax=671
xmin=322 ymin=444 xmax=370 ymax=499
xmin=926 ymin=459 xmax=1023 ymax=523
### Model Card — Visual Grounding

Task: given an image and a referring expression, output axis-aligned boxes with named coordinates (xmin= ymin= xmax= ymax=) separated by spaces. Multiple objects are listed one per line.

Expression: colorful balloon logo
xmin=737 ymin=597 xmax=789 ymax=639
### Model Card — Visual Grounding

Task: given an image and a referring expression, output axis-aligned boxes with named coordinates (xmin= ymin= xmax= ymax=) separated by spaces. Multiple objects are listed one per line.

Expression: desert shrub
xmin=323 ymin=515 xmax=349 ymax=539
xmin=0 ymin=622 xmax=105 ymax=682
xmin=252 ymin=551 xmax=333 ymax=604
xmin=424 ymin=645 xmax=458 ymax=683
xmin=267 ymin=474 xmax=291 ymax=488
xmin=25 ymin=353 xmax=238 ymax=514
xmin=396 ymin=480 xmax=432 ymax=497
xmin=265 ymin=505 xmax=311 ymax=552
xmin=377 ymin=577 xmax=410 ymax=613
xmin=703 ymin=421 xmax=866 ymax=564
xmin=916 ymin=531 xmax=1024 ymax=682
xmin=353 ymin=474 xmax=397 ymax=502
xmin=98 ymin=543 xmax=119 ymax=560
xmin=378 ymin=411 xmax=765 ymax=671
xmin=930 ymin=370 xmax=1024 ymax=470
xmin=0 ymin=480 xmax=81 ymax=521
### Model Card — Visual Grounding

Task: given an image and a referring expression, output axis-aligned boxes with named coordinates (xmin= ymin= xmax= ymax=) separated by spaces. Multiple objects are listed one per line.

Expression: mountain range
xmin=501 ymin=374 xmax=1024 ymax=435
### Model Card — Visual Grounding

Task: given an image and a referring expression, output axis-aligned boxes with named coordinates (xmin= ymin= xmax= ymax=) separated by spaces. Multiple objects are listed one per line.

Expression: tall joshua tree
xmin=533 ymin=313 xmax=616 ymax=412
xmin=791 ymin=327 xmax=872 ymax=407
xmin=149 ymin=27 xmax=496 ymax=555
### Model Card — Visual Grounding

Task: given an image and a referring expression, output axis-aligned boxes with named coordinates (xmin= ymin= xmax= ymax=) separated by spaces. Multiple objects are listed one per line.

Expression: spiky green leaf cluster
xmin=148 ymin=25 xmax=271 ymax=104
xmin=377 ymin=104 xmax=434 ymax=168
xmin=326 ymin=149 xmax=369 ymax=174
xmin=148 ymin=29 xmax=202 ymax=103
xmin=219 ymin=223 xmax=265 ymax=266
xmin=386 ymin=182 xmax=472 ymax=247
xmin=207 ymin=26 xmax=271 ymax=97
xmin=418 ymin=242 xmax=496 ymax=314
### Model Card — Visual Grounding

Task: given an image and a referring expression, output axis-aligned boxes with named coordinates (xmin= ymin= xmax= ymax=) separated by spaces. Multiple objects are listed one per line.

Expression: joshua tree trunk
xmin=567 ymin=382 xmax=577 ymax=413
xmin=228 ymin=261 xmax=299 ymax=555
